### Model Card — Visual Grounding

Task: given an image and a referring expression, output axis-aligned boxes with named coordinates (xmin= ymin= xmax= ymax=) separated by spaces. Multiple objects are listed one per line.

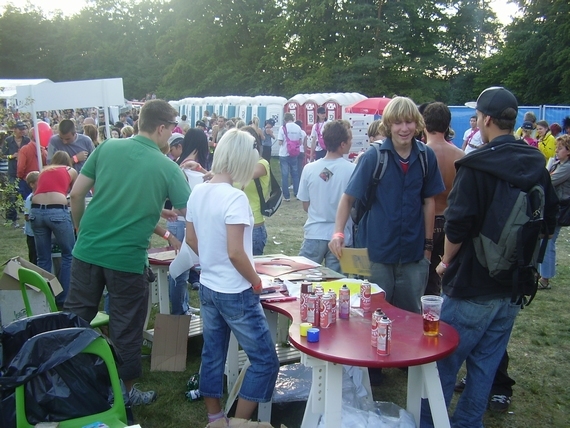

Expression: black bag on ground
xmin=0 ymin=312 xmax=114 ymax=428
xmin=255 ymin=169 xmax=283 ymax=217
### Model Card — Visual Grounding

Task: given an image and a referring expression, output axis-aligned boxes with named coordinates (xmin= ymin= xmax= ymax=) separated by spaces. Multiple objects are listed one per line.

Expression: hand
xmin=328 ymin=236 xmax=345 ymax=259
xmin=167 ymin=234 xmax=182 ymax=253
xmin=435 ymin=261 xmax=447 ymax=277
xmin=76 ymin=151 xmax=88 ymax=162
xmin=11 ymin=152 xmax=18 ymax=159
xmin=202 ymin=171 xmax=214 ymax=181
xmin=180 ymin=160 xmax=200 ymax=170
xmin=252 ymin=276 xmax=263 ymax=294
xmin=161 ymin=209 xmax=178 ymax=222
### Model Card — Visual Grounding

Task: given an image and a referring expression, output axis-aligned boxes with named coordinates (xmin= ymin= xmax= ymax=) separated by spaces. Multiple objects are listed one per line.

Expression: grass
xmin=2 ymin=164 xmax=570 ymax=427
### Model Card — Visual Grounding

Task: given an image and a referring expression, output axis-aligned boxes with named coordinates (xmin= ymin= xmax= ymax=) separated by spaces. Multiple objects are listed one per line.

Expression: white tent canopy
xmin=0 ymin=79 xmax=51 ymax=100
xmin=4 ymin=77 xmax=125 ymax=169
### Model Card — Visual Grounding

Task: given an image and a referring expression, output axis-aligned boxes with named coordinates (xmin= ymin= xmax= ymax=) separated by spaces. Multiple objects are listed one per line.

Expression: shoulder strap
xmin=254 ymin=178 xmax=267 ymax=213
xmin=364 ymin=142 xmax=387 ymax=211
xmin=282 ymin=125 xmax=289 ymax=142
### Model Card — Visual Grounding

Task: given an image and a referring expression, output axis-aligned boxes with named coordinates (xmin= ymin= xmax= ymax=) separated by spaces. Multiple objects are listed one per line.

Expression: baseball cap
xmin=195 ymin=120 xmax=206 ymax=128
xmin=467 ymin=86 xmax=518 ymax=119
xmin=15 ymin=121 xmax=28 ymax=129
xmin=521 ymin=121 xmax=534 ymax=130
xmin=317 ymin=106 xmax=326 ymax=114
xmin=168 ymin=132 xmax=184 ymax=146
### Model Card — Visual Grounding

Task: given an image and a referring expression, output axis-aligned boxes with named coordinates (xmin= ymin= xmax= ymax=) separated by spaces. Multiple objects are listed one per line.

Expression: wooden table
xmin=262 ymin=293 xmax=459 ymax=428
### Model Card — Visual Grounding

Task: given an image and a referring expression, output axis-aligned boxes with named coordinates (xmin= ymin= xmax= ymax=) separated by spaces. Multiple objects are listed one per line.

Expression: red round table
xmin=262 ymin=293 xmax=459 ymax=428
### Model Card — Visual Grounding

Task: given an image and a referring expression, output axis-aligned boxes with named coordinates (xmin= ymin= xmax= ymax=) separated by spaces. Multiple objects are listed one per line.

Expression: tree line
xmin=0 ymin=0 xmax=567 ymax=106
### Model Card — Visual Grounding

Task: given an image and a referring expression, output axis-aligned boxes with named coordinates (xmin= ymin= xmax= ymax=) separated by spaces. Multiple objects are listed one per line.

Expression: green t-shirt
xmin=73 ymin=136 xmax=191 ymax=274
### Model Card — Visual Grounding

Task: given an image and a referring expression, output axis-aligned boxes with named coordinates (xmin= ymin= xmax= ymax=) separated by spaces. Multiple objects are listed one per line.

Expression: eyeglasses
xmin=165 ymin=120 xmax=178 ymax=126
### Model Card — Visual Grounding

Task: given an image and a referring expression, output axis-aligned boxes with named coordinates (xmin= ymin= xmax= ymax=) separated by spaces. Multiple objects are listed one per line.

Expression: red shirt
xmin=17 ymin=141 xmax=47 ymax=179
xmin=35 ymin=166 xmax=72 ymax=196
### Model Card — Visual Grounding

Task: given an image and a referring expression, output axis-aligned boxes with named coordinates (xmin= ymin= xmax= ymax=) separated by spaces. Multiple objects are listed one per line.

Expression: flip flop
xmin=538 ymin=278 xmax=551 ymax=290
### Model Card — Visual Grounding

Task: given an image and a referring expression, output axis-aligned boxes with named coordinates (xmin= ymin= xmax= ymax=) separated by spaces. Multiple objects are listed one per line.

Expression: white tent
xmin=7 ymin=78 xmax=125 ymax=169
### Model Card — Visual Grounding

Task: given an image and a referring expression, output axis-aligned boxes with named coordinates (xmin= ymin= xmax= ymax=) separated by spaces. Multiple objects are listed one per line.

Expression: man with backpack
xmin=420 ymin=87 xmax=558 ymax=428
xmin=329 ymin=97 xmax=444 ymax=314
xmin=276 ymin=112 xmax=303 ymax=201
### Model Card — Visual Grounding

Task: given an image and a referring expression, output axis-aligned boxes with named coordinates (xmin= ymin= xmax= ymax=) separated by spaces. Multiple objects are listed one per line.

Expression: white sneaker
xmin=186 ymin=306 xmax=200 ymax=315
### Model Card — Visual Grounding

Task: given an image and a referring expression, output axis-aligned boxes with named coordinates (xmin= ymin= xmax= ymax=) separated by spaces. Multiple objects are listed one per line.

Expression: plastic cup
xmin=421 ymin=296 xmax=443 ymax=336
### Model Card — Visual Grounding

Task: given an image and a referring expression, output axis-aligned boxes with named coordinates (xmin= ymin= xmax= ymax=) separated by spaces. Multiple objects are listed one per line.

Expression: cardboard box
xmin=150 ymin=314 xmax=191 ymax=372
xmin=0 ymin=257 xmax=63 ymax=326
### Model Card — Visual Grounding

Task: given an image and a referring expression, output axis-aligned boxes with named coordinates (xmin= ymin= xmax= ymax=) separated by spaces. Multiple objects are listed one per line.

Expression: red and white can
xmin=339 ymin=285 xmax=350 ymax=319
xmin=320 ymin=293 xmax=334 ymax=328
xmin=307 ymin=294 xmax=320 ymax=327
xmin=328 ymin=289 xmax=337 ymax=324
xmin=300 ymin=281 xmax=312 ymax=322
xmin=377 ymin=316 xmax=392 ymax=356
xmin=360 ymin=280 xmax=371 ymax=312
xmin=371 ymin=309 xmax=384 ymax=348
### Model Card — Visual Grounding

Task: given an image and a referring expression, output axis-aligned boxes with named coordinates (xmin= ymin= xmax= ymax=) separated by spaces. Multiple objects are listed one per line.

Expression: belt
xmin=31 ymin=204 xmax=67 ymax=209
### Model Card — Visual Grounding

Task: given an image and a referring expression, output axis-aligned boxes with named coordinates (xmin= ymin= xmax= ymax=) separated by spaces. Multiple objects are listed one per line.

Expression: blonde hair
xmin=367 ymin=119 xmax=383 ymax=141
xmin=121 ymin=125 xmax=134 ymax=138
xmin=25 ymin=170 xmax=40 ymax=185
xmin=379 ymin=97 xmax=425 ymax=138
xmin=236 ymin=120 xmax=246 ymax=129
xmin=50 ymin=150 xmax=72 ymax=167
xmin=211 ymin=128 xmax=258 ymax=185
xmin=557 ymin=134 xmax=570 ymax=151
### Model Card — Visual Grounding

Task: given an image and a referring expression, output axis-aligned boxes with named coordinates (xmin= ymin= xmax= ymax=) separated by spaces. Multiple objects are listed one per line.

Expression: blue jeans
xmin=199 ymin=286 xmax=279 ymax=402
xmin=167 ymin=219 xmax=189 ymax=315
xmin=539 ymin=226 xmax=561 ymax=279
xmin=299 ymin=238 xmax=341 ymax=273
xmin=29 ymin=207 xmax=75 ymax=305
xmin=279 ymin=156 xmax=299 ymax=199
xmin=252 ymin=224 xmax=267 ymax=256
xmin=420 ymin=295 xmax=521 ymax=428
xmin=369 ymin=259 xmax=430 ymax=314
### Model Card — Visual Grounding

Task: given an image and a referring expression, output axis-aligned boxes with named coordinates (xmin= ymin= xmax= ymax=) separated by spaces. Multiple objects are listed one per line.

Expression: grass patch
xmin=2 ymin=171 xmax=570 ymax=427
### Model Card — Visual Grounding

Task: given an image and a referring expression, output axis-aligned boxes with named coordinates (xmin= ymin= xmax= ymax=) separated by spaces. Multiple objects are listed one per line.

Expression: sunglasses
xmin=165 ymin=120 xmax=178 ymax=126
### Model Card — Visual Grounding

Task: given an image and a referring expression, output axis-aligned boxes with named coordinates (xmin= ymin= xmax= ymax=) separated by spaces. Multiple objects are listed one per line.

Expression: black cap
xmin=474 ymin=87 xmax=518 ymax=119
xmin=195 ymin=120 xmax=206 ymax=128
xmin=317 ymin=106 xmax=326 ymax=114
xmin=15 ymin=121 xmax=27 ymax=129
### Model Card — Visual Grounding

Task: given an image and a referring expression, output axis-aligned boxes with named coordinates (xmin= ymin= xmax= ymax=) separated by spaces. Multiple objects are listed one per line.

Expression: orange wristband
xmin=332 ymin=232 xmax=345 ymax=240
xmin=73 ymin=155 xmax=79 ymax=164
xmin=252 ymin=281 xmax=263 ymax=291
xmin=163 ymin=230 xmax=171 ymax=240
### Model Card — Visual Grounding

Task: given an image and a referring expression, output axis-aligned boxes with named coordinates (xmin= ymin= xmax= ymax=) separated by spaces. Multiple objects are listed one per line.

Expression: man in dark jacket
xmin=420 ymin=87 xmax=558 ymax=428
xmin=2 ymin=121 xmax=30 ymax=226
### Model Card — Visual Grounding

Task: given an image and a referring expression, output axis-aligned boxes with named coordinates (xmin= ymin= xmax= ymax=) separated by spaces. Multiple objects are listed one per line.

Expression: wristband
xmin=73 ymin=155 xmax=79 ymax=164
xmin=332 ymin=232 xmax=345 ymax=240
xmin=252 ymin=281 xmax=263 ymax=291
xmin=163 ymin=230 xmax=171 ymax=240
xmin=438 ymin=260 xmax=449 ymax=269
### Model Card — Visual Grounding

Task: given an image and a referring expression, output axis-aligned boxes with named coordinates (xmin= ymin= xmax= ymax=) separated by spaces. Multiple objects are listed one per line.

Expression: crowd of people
xmin=1 ymin=90 xmax=570 ymax=427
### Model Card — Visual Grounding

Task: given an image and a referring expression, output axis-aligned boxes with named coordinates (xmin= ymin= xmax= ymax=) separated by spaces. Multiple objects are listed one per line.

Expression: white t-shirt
xmin=277 ymin=122 xmax=304 ymax=157
xmin=463 ymin=128 xmax=482 ymax=154
xmin=297 ymin=157 xmax=356 ymax=243
xmin=186 ymin=182 xmax=254 ymax=293
xmin=300 ymin=129 xmax=307 ymax=153
xmin=310 ymin=122 xmax=326 ymax=152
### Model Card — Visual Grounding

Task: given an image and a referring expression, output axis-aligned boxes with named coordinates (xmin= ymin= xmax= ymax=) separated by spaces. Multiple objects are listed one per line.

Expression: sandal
xmin=538 ymin=278 xmax=551 ymax=290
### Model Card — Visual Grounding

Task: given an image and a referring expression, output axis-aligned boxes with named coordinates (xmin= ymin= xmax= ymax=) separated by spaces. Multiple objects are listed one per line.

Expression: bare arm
xmin=302 ymin=201 xmax=310 ymax=212
xmin=436 ymin=237 xmax=463 ymax=276
xmin=422 ymin=196 xmax=436 ymax=259
xmin=227 ymin=224 xmax=262 ymax=292
xmin=328 ymin=193 xmax=355 ymax=259
xmin=69 ymin=174 xmax=94 ymax=229
xmin=185 ymin=221 xmax=199 ymax=256
xmin=153 ymin=224 xmax=182 ymax=251
xmin=253 ymin=162 xmax=267 ymax=179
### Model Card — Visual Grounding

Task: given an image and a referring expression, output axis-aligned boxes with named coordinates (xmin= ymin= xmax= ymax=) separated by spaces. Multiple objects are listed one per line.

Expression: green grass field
xmin=1 ymin=185 xmax=570 ymax=427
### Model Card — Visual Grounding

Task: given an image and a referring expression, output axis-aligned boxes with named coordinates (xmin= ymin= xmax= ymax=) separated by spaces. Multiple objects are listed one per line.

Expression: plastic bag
xmin=0 ymin=312 xmax=113 ymax=428
xmin=317 ymin=402 xmax=415 ymax=428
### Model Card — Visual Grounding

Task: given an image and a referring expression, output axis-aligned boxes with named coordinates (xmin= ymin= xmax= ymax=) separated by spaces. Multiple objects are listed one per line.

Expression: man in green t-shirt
xmin=65 ymin=99 xmax=191 ymax=407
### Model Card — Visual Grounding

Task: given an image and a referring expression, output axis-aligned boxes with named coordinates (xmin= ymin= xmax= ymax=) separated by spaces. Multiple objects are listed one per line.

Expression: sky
xmin=0 ymin=0 xmax=520 ymax=25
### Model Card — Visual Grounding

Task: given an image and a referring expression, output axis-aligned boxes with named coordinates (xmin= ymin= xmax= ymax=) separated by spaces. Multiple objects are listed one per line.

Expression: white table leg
xmin=301 ymin=354 xmax=342 ymax=428
xmin=226 ymin=333 xmax=240 ymax=394
xmin=156 ymin=266 xmax=170 ymax=314
xmin=407 ymin=363 xmax=450 ymax=428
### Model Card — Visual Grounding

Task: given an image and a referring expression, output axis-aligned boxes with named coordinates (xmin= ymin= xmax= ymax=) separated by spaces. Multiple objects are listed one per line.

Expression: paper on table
xmin=339 ymin=248 xmax=371 ymax=276
xmin=149 ymin=250 xmax=178 ymax=261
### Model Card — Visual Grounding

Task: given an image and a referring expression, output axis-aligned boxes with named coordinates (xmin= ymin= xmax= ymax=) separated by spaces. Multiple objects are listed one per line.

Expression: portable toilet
xmin=237 ymin=97 xmax=253 ymax=123
xmin=285 ymin=94 xmax=309 ymax=124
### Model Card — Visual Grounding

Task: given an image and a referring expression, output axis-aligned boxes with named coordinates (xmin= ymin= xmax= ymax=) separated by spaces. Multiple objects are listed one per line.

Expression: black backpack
xmin=254 ymin=169 xmax=282 ymax=217
xmin=472 ymin=181 xmax=548 ymax=307
xmin=351 ymin=141 xmax=428 ymax=225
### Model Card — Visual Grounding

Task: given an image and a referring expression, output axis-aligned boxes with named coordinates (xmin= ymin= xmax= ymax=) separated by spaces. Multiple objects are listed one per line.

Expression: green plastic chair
xmin=18 ymin=266 xmax=110 ymax=329
xmin=15 ymin=333 xmax=128 ymax=428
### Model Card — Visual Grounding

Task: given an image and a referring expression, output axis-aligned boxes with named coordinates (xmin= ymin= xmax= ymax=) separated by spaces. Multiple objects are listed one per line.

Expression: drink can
xmin=371 ymin=309 xmax=384 ymax=347
xmin=320 ymin=293 xmax=334 ymax=328
xmin=328 ymin=289 xmax=337 ymax=324
xmin=300 ymin=281 xmax=312 ymax=322
xmin=307 ymin=294 xmax=320 ymax=327
xmin=377 ymin=316 xmax=392 ymax=356
xmin=339 ymin=285 xmax=350 ymax=319
xmin=186 ymin=373 xmax=200 ymax=391
xmin=185 ymin=389 xmax=202 ymax=401
xmin=360 ymin=280 xmax=371 ymax=312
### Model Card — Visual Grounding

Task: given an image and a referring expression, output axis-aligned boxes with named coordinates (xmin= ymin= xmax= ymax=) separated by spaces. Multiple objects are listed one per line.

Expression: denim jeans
xmin=369 ymin=259 xmax=430 ymax=314
xmin=167 ymin=219 xmax=189 ymax=315
xmin=199 ymin=285 xmax=279 ymax=402
xmin=299 ymin=238 xmax=342 ymax=273
xmin=420 ymin=295 xmax=521 ymax=428
xmin=279 ymin=156 xmax=299 ymax=199
xmin=539 ymin=226 xmax=561 ymax=279
xmin=29 ymin=207 xmax=75 ymax=305
xmin=252 ymin=224 xmax=267 ymax=256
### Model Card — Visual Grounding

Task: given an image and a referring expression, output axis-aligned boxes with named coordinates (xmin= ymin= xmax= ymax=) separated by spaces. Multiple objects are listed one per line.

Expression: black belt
xmin=31 ymin=204 xmax=67 ymax=209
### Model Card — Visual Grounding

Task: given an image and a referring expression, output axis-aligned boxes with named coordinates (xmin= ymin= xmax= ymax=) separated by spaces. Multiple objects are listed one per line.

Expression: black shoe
xmin=454 ymin=376 xmax=466 ymax=393
xmin=489 ymin=394 xmax=511 ymax=413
